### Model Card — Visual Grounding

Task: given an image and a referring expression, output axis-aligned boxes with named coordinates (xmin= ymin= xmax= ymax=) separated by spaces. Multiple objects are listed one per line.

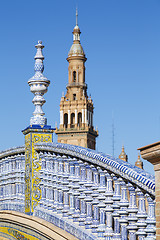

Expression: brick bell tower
xmin=55 ymin=10 xmax=98 ymax=150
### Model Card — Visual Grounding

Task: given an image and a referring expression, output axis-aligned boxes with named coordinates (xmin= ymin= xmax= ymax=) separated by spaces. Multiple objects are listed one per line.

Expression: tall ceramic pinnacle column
xmin=28 ymin=40 xmax=50 ymax=126
xmin=22 ymin=41 xmax=54 ymax=215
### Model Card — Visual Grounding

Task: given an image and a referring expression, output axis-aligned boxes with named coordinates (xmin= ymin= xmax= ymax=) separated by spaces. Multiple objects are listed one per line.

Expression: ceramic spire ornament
xmin=28 ymin=40 xmax=50 ymax=126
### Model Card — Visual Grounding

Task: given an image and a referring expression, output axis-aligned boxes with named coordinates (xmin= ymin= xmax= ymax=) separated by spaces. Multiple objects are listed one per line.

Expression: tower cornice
xmin=67 ymin=55 xmax=87 ymax=62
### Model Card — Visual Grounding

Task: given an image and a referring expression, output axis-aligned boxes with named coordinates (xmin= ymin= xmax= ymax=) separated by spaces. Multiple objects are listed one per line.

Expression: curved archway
xmin=0 ymin=211 xmax=78 ymax=240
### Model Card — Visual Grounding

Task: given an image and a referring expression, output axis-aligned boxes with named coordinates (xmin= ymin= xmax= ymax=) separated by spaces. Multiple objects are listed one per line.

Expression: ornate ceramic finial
xmin=135 ymin=154 xmax=143 ymax=169
xmin=28 ymin=40 xmax=50 ymax=126
xmin=119 ymin=145 xmax=128 ymax=162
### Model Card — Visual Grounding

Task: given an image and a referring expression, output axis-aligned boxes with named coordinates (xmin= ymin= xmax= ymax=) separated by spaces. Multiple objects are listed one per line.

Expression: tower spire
xmin=76 ymin=8 xmax=78 ymax=26
xmin=28 ymin=40 xmax=50 ymax=126
xmin=71 ymin=8 xmax=81 ymax=43
xmin=135 ymin=154 xmax=143 ymax=169
xmin=119 ymin=145 xmax=128 ymax=162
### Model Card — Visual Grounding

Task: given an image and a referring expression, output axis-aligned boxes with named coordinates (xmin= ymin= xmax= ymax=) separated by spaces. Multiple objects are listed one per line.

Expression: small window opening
xmin=71 ymin=113 xmax=75 ymax=128
xmin=64 ymin=113 xmax=68 ymax=128
xmin=78 ymin=112 xmax=82 ymax=127
xmin=73 ymin=71 xmax=76 ymax=82
xmin=73 ymin=94 xmax=76 ymax=100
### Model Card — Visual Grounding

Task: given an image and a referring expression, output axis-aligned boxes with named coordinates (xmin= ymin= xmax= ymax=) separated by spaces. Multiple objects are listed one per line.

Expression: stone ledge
xmin=138 ymin=141 xmax=160 ymax=165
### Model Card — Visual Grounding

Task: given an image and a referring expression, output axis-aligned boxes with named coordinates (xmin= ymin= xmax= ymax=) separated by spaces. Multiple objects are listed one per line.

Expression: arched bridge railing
xmin=0 ymin=143 xmax=156 ymax=240
xmin=0 ymin=146 xmax=25 ymax=213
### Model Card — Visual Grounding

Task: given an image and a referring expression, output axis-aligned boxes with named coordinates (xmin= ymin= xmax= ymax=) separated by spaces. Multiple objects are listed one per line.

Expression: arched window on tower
xmin=64 ymin=113 xmax=68 ymax=128
xmin=73 ymin=94 xmax=76 ymax=100
xmin=78 ymin=112 xmax=82 ymax=127
xmin=73 ymin=71 xmax=76 ymax=82
xmin=71 ymin=113 xmax=75 ymax=128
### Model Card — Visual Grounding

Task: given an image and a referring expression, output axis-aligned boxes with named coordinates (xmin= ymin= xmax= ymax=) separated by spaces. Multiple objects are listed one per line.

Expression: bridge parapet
xmin=0 ymin=146 xmax=25 ymax=213
xmin=34 ymin=143 xmax=156 ymax=239
xmin=0 ymin=143 xmax=156 ymax=239
xmin=36 ymin=143 xmax=155 ymax=196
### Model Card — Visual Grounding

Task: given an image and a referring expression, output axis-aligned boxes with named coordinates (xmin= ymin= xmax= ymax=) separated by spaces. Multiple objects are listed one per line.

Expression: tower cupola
xmin=68 ymin=9 xmax=85 ymax=58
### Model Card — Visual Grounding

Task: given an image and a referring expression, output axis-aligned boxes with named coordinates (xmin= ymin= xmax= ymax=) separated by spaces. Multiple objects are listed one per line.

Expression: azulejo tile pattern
xmin=24 ymin=131 xmax=53 ymax=214
xmin=0 ymin=222 xmax=48 ymax=240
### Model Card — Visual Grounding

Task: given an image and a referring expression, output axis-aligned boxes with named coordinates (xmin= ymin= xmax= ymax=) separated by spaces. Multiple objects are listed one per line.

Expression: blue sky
xmin=0 ymin=0 xmax=160 ymax=175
